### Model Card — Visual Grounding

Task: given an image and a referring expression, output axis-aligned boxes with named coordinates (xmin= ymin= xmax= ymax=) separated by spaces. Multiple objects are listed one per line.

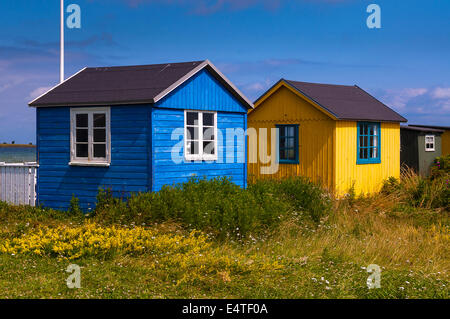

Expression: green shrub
xmin=250 ymin=177 xmax=332 ymax=223
xmin=381 ymin=177 xmax=401 ymax=195
xmin=431 ymin=155 xmax=450 ymax=179
xmin=94 ymin=176 xmax=332 ymax=239
xmin=68 ymin=195 xmax=83 ymax=218
xmin=382 ymin=168 xmax=449 ymax=211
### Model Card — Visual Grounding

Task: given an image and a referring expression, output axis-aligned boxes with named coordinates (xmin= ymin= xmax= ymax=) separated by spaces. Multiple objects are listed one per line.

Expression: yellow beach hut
xmin=247 ymin=79 xmax=407 ymax=196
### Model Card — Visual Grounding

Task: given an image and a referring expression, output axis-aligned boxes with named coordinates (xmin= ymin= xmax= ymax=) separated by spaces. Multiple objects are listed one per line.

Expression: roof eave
xmin=28 ymin=67 xmax=88 ymax=107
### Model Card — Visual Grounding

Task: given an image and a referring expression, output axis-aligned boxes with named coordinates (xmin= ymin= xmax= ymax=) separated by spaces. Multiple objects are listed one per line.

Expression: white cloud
xmin=28 ymin=86 xmax=52 ymax=100
xmin=431 ymin=87 xmax=450 ymax=99
xmin=382 ymin=88 xmax=428 ymax=109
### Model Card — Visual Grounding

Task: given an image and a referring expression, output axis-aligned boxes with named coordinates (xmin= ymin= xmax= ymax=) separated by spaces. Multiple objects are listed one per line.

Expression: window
xmin=70 ymin=107 xmax=110 ymax=165
xmin=276 ymin=124 xmax=299 ymax=164
xmin=425 ymin=135 xmax=435 ymax=151
xmin=184 ymin=110 xmax=217 ymax=161
xmin=357 ymin=122 xmax=381 ymax=164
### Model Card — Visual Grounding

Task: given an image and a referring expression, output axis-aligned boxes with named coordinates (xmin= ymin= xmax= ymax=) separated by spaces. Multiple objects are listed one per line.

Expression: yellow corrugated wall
xmin=441 ymin=130 xmax=450 ymax=156
xmin=248 ymin=85 xmax=335 ymax=191
xmin=334 ymin=121 xmax=401 ymax=196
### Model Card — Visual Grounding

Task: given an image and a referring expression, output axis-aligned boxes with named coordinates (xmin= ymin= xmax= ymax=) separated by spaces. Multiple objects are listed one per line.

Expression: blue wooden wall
xmin=37 ymin=105 xmax=151 ymax=211
xmin=151 ymin=108 xmax=246 ymax=191
xmin=152 ymin=68 xmax=247 ymax=191
xmin=156 ymin=69 xmax=247 ymax=113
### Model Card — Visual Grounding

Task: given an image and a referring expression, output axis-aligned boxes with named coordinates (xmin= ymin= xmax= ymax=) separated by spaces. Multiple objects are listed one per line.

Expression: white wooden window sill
xmin=69 ymin=161 xmax=110 ymax=167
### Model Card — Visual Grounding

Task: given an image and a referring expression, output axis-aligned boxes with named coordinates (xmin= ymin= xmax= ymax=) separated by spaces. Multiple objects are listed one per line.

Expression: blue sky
xmin=0 ymin=0 xmax=449 ymax=143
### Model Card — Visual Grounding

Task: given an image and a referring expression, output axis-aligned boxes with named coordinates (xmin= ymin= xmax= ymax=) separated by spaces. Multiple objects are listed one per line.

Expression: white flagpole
xmin=60 ymin=0 xmax=64 ymax=83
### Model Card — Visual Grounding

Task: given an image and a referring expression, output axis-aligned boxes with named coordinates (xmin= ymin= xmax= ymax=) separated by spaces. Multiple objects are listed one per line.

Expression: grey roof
xmin=264 ymin=79 xmax=407 ymax=122
xmin=29 ymin=60 xmax=253 ymax=109
xmin=408 ymin=124 xmax=450 ymax=131
xmin=401 ymin=125 xmax=445 ymax=133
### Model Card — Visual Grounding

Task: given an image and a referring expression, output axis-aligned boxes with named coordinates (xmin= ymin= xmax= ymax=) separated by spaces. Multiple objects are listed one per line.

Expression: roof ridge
xmin=284 ymin=79 xmax=355 ymax=88
xmin=85 ymin=60 xmax=205 ymax=71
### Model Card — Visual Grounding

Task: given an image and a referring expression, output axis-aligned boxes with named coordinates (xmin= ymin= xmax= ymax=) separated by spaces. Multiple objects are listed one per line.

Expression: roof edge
xmin=353 ymin=85 xmax=407 ymax=122
xmin=28 ymin=67 xmax=88 ymax=107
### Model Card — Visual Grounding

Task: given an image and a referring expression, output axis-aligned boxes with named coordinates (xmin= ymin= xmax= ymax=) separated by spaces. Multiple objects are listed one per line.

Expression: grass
xmin=0 ymin=172 xmax=448 ymax=299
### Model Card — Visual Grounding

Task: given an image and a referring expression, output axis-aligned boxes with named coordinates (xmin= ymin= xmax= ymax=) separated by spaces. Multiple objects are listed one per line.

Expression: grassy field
xmin=0 ymin=168 xmax=448 ymax=299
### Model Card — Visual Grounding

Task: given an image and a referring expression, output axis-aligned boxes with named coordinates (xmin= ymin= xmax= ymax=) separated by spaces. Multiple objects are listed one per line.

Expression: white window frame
xmin=184 ymin=110 xmax=218 ymax=161
xmin=69 ymin=107 xmax=111 ymax=166
xmin=425 ymin=135 xmax=435 ymax=152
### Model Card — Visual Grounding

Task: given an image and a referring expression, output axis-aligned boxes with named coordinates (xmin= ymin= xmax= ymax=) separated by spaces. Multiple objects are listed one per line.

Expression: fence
xmin=0 ymin=162 xmax=38 ymax=206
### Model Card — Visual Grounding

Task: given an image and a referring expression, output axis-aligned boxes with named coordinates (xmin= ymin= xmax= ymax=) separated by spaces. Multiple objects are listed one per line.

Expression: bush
xmin=249 ymin=177 xmax=332 ymax=223
xmin=382 ymin=168 xmax=449 ymax=210
xmin=94 ymin=176 xmax=332 ymax=239
xmin=431 ymin=155 xmax=450 ymax=179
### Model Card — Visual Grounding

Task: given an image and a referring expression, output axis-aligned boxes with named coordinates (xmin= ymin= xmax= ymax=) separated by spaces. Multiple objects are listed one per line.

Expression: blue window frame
xmin=357 ymin=122 xmax=381 ymax=164
xmin=276 ymin=124 xmax=299 ymax=164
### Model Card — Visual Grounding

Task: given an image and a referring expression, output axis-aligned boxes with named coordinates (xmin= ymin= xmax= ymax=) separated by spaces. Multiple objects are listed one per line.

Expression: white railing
xmin=0 ymin=162 xmax=38 ymax=206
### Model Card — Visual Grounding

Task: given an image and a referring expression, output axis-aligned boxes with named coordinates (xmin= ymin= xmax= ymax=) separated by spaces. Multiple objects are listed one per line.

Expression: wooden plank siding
xmin=248 ymin=85 xmax=335 ymax=191
xmin=152 ymin=68 xmax=247 ymax=191
xmin=156 ymin=69 xmax=246 ymax=113
xmin=334 ymin=121 xmax=401 ymax=195
xmin=37 ymin=105 xmax=151 ymax=211
xmin=151 ymin=108 xmax=246 ymax=191
xmin=441 ymin=130 xmax=450 ymax=156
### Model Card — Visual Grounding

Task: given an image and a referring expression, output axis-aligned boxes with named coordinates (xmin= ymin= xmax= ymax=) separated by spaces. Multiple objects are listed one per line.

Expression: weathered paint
xmin=334 ymin=121 xmax=400 ymax=195
xmin=441 ymin=130 xmax=450 ymax=156
xmin=248 ymin=85 xmax=335 ymax=191
xmin=37 ymin=105 xmax=151 ymax=211
xmin=248 ymin=82 xmax=402 ymax=196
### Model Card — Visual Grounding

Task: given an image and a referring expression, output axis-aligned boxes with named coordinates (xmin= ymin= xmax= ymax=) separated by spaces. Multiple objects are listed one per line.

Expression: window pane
xmin=363 ymin=148 xmax=368 ymax=159
xmin=94 ymin=113 xmax=106 ymax=127
xmin=287 ymin=137 xmax=294 ymax=148
xmin=93 ymin=144 xmax=106 ymax=158
xmin=363 ymin=136 xmax=368 ymax=147
xmin=76 ymin=144 xmax=88 ymax=158
xmin=371 ymin=147 xmax=378 ymax=158
xmin=279 ymin=127 xmax=286 ymax=138
xmin=187 ymin=141 xmax=199 ymax=155
xmin=203 ymin=113 xmax=214 ymax=126
xmin=203 ymin=141 xmax=215 ymax=155
xmin=203 ymin=127 xmax=214 ymax=141
xmin=76 ymin=114 xmax=88 ymax=127
xmin=279 ymin=137 xmax=286 ymax=149
xmin=287 ymin=149 xmax=295 ymax=160
xmin=187 ymin=126 xmax=199 ymax=140
xmin=76 ymin=129 xmax=88 ymax=142
xmin=279 ymin=149 xmax=286 ymax=160
xmin=187 ymin=112 xmax=198 ymax=126
xmin=94 ymin=129 xmax=106 ymax=142
xmin=288 ymin=126 xmax=295 ymax=138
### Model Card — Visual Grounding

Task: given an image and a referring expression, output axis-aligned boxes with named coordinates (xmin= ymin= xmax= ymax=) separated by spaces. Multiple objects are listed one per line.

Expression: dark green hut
xmin=400 ymin=125 xmax=444 ymax=176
